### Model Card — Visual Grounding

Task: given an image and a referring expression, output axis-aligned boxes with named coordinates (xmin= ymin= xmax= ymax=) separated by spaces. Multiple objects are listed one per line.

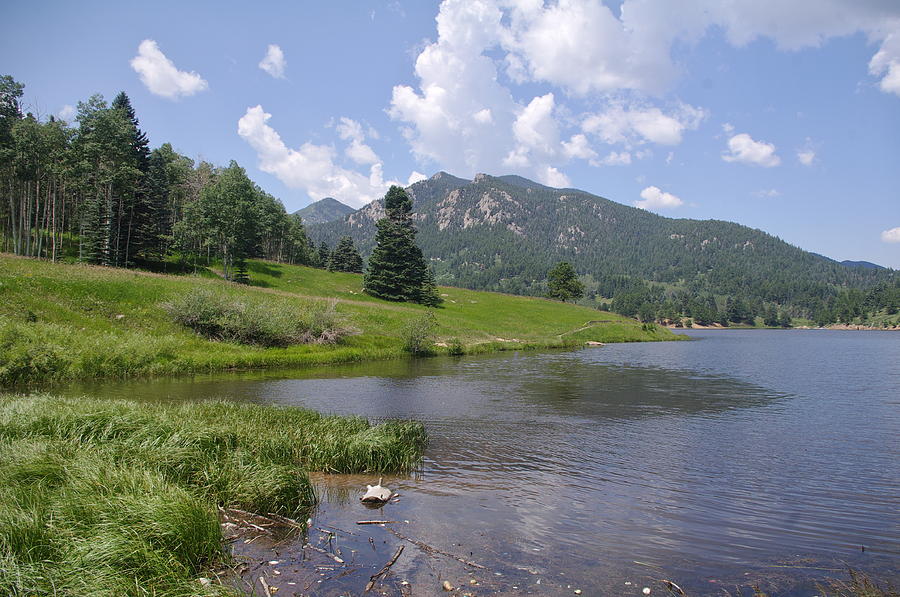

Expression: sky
xmin=2 ymin=0 xmax=899 ymax=268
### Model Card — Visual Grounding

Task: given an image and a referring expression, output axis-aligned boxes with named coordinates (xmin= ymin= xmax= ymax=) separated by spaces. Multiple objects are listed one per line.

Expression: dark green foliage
xmin=546 ymin=261 xmax=585 ymax=302
xmin=164 ymin=289 xmax=348 ymax=347
xmin=294 ymin=197 xmax=354 ymax=224
xmin=364 ymin=186 xmax=436 ymax=304
xmin=0 ymin=76 xmax=314 ymax=279
xmin=312 ymin=173 xmax=895 ymax=322
xmin=418 ymin=266 xmax=444 ymax=307
xmin=327 ymin=235 xmax=363 ymax=273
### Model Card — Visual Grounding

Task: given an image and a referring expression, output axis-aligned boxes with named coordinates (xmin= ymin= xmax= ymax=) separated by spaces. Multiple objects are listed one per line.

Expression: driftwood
xmin=365 ymin=545 xmax=404 ymax=592
xmin=305 ymin=543 xmax=345 ymax=564
xmin=258 ymin=576 xmax=273 ymax=595
xmin=387 ymin=527 xmax=485 ymax=569
xmin=356 ymin=520 xmax=402 ymax=525
xmin=661 ymin=579 xmax=687 ymax=596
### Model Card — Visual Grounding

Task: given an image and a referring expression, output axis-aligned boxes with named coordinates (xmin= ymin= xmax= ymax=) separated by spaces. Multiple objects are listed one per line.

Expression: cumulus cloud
xmin=882 ymin=227 xmax=900 ymax=243
xmin=541 ymin=165 xmax=570 ymax=188
xmin=407 ymin=171 xmax=429 ymax=185
xmin=753 ymin=188 xmax=781 ymax=198
xmin=57 ymin=104 xmax=76 ymax=121
xmin=130 ymin=40 xmax=207 ymax=99
xmin=797 ymin=149 xmax=816 ymax=165
xmin=722 ymin=133 xmax=781 ymax=167
xmin=501 ymin=0 xmax=900 ymax=97
xmin=259 ymin=44 xmax=287 ymax=79
xmin=596 ymin=151 xmax=632 ymax=166
xmin=582 ymin=102 xmax=706 ymax=147
xmin=238 ymin=105 xmax=401 ymax=208
xmin=335 ymin=117 xmax=379 ymax=165
xmin=562 ymin=134 xmax=597 ymax=160
xmin=635 ymin=185 xmax=684 ymax=210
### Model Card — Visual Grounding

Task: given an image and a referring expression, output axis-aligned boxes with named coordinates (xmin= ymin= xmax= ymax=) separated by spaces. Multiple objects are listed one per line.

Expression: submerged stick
xmin=365 ymin=545 xmax=404 ymax=593
xmin=305 ymin=543 xmax=345 ymax=564
xmin=357 ymin=520 xmax=403 ymax=525
xmin=387 ymin=527 xmax=486 ymax=569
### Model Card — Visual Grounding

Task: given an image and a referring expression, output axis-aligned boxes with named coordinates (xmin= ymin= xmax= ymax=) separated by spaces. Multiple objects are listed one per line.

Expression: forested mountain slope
xmin=294 ymin=197 xmax=355 ymax=224
xmin=310 ymin=172 xmax=894 ymax=316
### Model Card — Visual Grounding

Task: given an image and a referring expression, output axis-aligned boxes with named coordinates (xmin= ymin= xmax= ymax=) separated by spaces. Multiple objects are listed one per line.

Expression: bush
xmin=401 ymin=311 xmax=437 ymax=355
xmin=164 ymin=290 xmax=348 ymax=347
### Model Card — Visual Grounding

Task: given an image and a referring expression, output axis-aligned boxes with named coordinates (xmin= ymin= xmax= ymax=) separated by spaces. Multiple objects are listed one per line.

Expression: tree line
xmin=0 ymin=75 xmax=334 ymax=279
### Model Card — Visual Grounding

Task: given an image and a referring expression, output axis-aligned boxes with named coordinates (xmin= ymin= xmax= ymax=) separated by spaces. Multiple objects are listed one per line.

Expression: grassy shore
xmin=0 ymin=393 xmax=425 ymax=595
xmin=0 ymin=254 xmax=676 ymax=386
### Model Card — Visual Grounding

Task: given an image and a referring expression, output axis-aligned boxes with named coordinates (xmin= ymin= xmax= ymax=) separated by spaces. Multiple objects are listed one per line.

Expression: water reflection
xmin=61 ymin=331 xmax=900 ymax=595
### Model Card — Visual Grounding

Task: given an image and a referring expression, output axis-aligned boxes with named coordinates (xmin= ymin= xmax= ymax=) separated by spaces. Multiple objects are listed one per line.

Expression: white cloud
xmin=259 ymin=44 xmax=287 ymax=79
xmin=882 ymin=227 xmax=900 ymax=243
xmin=722 ymin=122 xmax=735 ymax=134
xmin=635 ymin=185 xmax=684 ymax=210
xmin=722 ymin=133 xmax=781 ymax=167
xmin=582 ymin=101 xmax=706 ymax=147
xmin=57 ymin=104 xmax=76 ymax=121
xmin=562 ymin=134 xmax=597 ymax=160
xmin=541 ymin=165 xmax=570 ymax=188
xmin=500 ymin=0 xmax=900 ymax=97
xmin=237 ymin=105 xmax=402 ymax=208
xmin=130 ymin=39 xmax=207 ymax=99
xmin=797 ymin=149 xmax=816 ymax=165
xmin=407 ymin=171 xmax=429 ymax=185
xmin=753 ymin=188 xmax=781 ymax=198
xmin=335 ymin=117 xmax=379 ymax=165
xmin=595 ymin=151 xmax=632 ymax=166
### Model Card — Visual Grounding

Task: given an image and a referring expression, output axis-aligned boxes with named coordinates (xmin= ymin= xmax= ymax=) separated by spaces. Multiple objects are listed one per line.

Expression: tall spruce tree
xmin=364 ymin=185 xmax=436 ymax=303
xmin=546 ymin=261 xmax=584 ymax=302
xmin=327 ymin=235 xmax=363 ymax=273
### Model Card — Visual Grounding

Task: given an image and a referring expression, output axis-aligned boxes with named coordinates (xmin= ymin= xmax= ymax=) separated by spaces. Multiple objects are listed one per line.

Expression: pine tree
xmin=364 ymin=185 xmax=432 ymax=303
xmin=327 ymin=235 xmax=363 ymax=273
xmin=418 ymin=266 xmax=443 ymax=307
xmin=317 ymin=241 xmax=330 ymax=268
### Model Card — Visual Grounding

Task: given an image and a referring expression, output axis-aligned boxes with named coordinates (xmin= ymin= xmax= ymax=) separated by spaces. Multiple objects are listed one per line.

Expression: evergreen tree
xmin=327 ymin=235 xmax=363 ymax=273
xmin=317 ymin=241 xmax=330 ymax=268
xmin=364 ymin=186 xmax=431 ymax=303
xmin=418 ymin=266 xmax=443 ymax=307
xmin=546 ymin=261 xmax=584 ymax=302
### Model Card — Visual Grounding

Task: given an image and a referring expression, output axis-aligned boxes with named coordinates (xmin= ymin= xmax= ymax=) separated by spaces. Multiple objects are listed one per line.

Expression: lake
xmin=66 ymin=329 xmax=900 ymax=595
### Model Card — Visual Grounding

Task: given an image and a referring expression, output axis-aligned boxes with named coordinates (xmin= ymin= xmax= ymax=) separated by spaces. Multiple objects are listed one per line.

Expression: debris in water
xmin=361 ymin=477 xmax=392 ymax=504
xmin=643 ymin=588 xmax=652 ymax=595
xmin=442 ymin=580 xmax=454 ymax=591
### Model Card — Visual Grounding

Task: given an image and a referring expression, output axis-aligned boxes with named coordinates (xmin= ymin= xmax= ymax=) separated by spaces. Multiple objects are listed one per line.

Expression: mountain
xmin=841 ymin=260 xmax=885 ymax=270
xmin=294 ymin=197 xmax=355 ymax=225
xmin=309 ymin=172 xmax=893 ymax=315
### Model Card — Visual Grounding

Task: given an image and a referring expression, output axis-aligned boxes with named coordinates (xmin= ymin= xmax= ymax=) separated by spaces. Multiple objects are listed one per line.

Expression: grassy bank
xmin=0 ymin=254 xmax=676 ymax=386
xmin=0 ymin=393 xmax=425 ymax=595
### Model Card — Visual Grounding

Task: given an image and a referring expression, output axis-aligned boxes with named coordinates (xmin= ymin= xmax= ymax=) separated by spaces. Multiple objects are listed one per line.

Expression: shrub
xmin=164 ymin=290 xmax=348 ymax=347
xmin=401 ymin=311 xmax=437 ymax=355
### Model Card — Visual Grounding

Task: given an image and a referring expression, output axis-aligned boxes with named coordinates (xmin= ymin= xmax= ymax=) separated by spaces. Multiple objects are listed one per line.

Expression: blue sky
xmin=2 ymin=0 xmax=899 ymax=267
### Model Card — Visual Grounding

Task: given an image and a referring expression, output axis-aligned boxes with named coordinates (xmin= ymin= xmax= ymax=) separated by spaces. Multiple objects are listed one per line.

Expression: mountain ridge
xmin=294 ymin=197 xmax=355 ymax=224
xmin=309 ymin=172 xmax=893 ymax=315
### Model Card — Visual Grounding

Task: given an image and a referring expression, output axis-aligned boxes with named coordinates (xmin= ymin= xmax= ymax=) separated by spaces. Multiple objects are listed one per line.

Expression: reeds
xmin=0 ymin=394 xmax=426 ymax=595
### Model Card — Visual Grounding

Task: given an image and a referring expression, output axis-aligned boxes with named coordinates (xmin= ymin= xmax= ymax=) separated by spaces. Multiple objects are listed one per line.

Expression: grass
xmin=0 ymin=393 xmax=425 ymax=596
xmin=0 ymin=254 xmax=677 ymax=386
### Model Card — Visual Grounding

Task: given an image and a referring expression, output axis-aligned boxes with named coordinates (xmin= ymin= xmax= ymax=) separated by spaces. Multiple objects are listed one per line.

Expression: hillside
xmin=294 ymin=197 xmax=355 ymax=224
xmin=310 ymin=172 xmax=894 ymax=315
xmin=0 ymin=254 xmax=672 ymax=386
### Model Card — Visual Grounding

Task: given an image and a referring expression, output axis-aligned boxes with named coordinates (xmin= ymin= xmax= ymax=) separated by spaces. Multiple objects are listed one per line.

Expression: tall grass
xmin=0 ymin=394 xmax=426 ymax=595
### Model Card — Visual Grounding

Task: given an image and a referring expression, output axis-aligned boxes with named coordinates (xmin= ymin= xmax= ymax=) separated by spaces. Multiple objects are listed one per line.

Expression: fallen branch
xmin=387 ymin=528 xmax=485 ymax=569
xmin=660 ymin=579 xmax=687 ymax=596
xmin=305 ymin=543 xmax=345 ymax=564
xmin=365 ymin=545 xmax=404 ymax=593
xmin=357 ymin=520 xmax=403 ymax=525
xmin=258 ymin=576 xmax=272 ymax=596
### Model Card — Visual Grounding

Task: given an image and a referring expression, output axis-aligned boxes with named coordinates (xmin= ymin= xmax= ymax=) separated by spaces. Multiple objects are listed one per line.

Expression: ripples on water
xmin=67 ymin=330 xmax=900 ymax=595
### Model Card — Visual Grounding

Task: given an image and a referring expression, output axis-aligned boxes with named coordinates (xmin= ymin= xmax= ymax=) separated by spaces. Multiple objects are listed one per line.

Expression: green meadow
xmin=0 ymin=254 xmax=675 ymax=387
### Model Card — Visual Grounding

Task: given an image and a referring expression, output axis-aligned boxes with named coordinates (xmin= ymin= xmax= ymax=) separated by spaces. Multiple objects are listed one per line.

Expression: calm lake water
xmin=67 ymin=330 xmax=900 ymax=595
